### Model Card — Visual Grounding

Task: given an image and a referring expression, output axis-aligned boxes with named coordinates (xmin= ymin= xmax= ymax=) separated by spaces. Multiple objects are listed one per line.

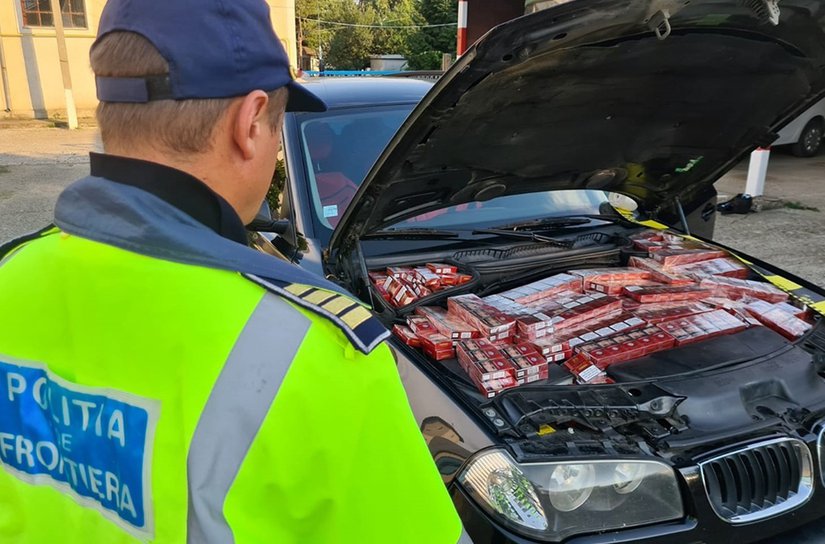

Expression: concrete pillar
xmin=745 ymin=147 xmax=771 ymax=197
xmin=49 ymin=0 xmax=78 ymax=129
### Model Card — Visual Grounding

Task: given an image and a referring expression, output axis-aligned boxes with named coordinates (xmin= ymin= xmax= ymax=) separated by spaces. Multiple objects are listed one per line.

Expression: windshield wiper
xmin=472 ymin=228 xmax=573 ymax=248
xmin=493 ymin=214 xmax=619 ymax=231
xmin=362 ymin=228 xmax=462 ymax=240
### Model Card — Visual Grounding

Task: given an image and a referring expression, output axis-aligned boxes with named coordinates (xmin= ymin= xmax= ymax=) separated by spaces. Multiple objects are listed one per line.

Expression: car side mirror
xmin=247 ymin=218 xmax=291 ymax=235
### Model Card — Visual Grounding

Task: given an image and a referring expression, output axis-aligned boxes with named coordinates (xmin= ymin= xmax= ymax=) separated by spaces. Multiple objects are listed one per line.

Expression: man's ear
xmin=232 ymin=90 xmax=270 ymax=161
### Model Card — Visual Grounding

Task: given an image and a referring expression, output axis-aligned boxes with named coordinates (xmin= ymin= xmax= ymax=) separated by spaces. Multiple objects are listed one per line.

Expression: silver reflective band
xmin=186 ymin=294 xmax=311 ymax=543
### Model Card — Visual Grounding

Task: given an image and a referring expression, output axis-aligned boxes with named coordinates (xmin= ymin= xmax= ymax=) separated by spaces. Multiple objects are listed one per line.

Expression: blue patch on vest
xmin=0 ymin=357 xmax=159 ymax=538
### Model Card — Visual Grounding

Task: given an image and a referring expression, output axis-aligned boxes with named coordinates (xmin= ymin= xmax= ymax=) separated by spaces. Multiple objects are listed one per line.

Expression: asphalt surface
xmin=1 ymin=128 xmax=825 ymax=543
xmin=0 ymin=127 xmax=99 ymax=241
xmin=715 ymin=150 xmax=825 ymax=287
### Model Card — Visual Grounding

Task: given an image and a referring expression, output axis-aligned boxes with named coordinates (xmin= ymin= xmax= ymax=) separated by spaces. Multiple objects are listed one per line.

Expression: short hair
xmin=90 ymin=31 xmax=288 ymax=154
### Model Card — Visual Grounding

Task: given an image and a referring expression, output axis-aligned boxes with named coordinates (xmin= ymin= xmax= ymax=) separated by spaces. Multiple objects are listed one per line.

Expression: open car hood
xmin=329 ymin=0 xmax=825 ymax=258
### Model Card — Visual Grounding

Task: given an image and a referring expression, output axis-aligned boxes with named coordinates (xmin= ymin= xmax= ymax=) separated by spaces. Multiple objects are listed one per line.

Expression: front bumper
xmin=451 ymin=435 xmax=825 ymax=544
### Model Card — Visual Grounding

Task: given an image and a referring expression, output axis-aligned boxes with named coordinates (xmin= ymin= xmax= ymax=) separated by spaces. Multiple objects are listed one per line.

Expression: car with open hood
xmin=266 ymin=1 xmax=825 ymax=542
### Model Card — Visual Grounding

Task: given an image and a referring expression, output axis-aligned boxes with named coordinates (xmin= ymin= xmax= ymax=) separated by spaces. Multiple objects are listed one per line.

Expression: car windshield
xmin=392 ymin=190 xmax=610 ymax=230
xmin=297 ymin=106 xmax=609 ymax=237
xmin=297 ymin=105 xmax=414 ymax=231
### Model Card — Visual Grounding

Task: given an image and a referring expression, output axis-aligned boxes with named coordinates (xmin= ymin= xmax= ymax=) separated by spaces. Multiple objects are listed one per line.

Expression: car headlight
xmin=458 ymin=449 xmax=684 ymax=541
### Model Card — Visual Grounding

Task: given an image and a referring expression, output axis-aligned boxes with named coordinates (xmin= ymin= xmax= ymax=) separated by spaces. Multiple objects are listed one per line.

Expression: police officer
xmin=0 ymin=0 xmax=464 ymax=542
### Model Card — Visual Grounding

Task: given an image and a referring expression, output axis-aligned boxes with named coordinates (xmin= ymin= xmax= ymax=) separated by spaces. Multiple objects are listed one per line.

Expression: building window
xmin=21 ymin=0 xmax=87 ymax=29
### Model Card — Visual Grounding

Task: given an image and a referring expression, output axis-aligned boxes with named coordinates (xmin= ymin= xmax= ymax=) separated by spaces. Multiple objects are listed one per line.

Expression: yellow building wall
xmin=0 ymin=0 xmax=297 ymax=119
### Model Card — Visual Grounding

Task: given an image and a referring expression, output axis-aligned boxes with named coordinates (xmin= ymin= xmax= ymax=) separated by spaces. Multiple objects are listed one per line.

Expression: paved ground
xmin=1 ymin=128 xmax=825 ymax=542
xmin=0 ymin=127 xmax=99 ymax=241
xmin=715 ymin=151 xmax=825 ymax=287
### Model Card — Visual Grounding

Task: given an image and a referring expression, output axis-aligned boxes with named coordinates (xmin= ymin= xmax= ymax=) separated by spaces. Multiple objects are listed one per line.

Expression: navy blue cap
xmin=93 ymin=0 xmax=325 ymax=112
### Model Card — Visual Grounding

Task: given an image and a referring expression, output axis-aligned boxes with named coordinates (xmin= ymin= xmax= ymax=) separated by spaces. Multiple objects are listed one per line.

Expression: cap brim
xmin=285 ymin=80 xmax=326 ymax=112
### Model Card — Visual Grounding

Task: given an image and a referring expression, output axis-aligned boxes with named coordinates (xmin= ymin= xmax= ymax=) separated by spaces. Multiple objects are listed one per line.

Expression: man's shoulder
xmin=0 ymin=225 xmax=61 ymax=264
xmin=244 ymin=274 xmax=390 ymax=356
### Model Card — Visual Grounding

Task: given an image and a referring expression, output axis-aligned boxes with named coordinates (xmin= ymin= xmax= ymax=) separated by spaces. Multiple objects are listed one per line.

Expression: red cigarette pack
xmin=585 ymin=374 xmax=616 ymax=385
xmin=440 ymin=273 xmax=460 ymax=286
xmin=517 ymin=367 xmax=551 ymax=385
xmin=408 ymin=282 xmax=433 ymax=300
xmin=629 ymin=231 xmax=667 ymax=253
xmin=652 ymin=248 xmax=728 ymax=268
xmin=771 ymin=301 xmax=808 ymax=319
xmin=586 ymin=278 xmax=661 ymax=295
xmin=472 ymin=374 xmax=518 ymax=398
xmin=461 ymin=356 xmax=514 ymax=382
xmin=422 ymin=343 xmax=456 ymax=361
xmin=563 ymin=353 xmax=607 ymax=383
xmin=392 ymin=324 xmax=421 ymax=348
xmin=623 ymin=284 xmax=712 ymax=303
xmin=484 ymin=294 xmax=566 ymax=339
xmin=374 ymin=283 xmax=392 ymax=304
xmin=441 ymin=273 xmax=473 ymax=286
xmin=627 ymin=257 xmax=694 ymax=285
xmin=507 ymin=353 xmax=548 ymax=379
xmin=418 ymin=330 xmax=453 ymax=352
xmin=368 ymin=271 xmax=388 ymax=284
xmin=656 ymin=309 xmax=749 ymax=346
xmin=630 ymin=301 xmax=713 ymax=324
xmin=426 ymin=262 xmax=458 ymax=275
xmin=572 ymin=325 xmax=677 ymax=368
xmin=531 ymin=312 xmax=646 ymax=356
xmin=456 ymin=342 xmax=500 ymax=367
xmin=415 ymin=306 xmax=479 ymax=340
xmin=448 ymin=294 xmax=517 ymax=337
xmin=699 ymin=277 xmax=789 ymax=303
xmin=745 ymin=302 xmax=812 ymax=339
xmin=413 ymin=267 xmax=442 ymax=289
xmin=497 ymin=273 xmax=583 ymax=304
xmin=407 ymin=315 xmax=437 ymax=336
xmin=633 ymin=238 xmax=670 ymax=253
xmin=570 ymin=267 xmax=652 ymax=283
xmin=386 ymin=266 xmax=415 ymax=281
xmin=532 ymin=293 xmax=624 ymax=331
xmin=416 ymin=321 xmax=455 ymax=359
xmin=702 ymin=297 xmax=762 ymax=327
xmin=670 ymin=257 xmax=750 ymax=280
xmin=385 ymin=277 xmax=417 ymax=307
xmin=630 ymin=230 xmax=665 ymax=243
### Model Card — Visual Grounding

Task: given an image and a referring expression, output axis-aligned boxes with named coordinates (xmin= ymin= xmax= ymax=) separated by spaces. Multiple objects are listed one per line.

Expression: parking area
xmin=0 ymin=127 xmax=824 ymax=543
xmin=715 ymin=151 xmax=825 ymax=286
xmin=1 ymin=127 xmax=823 ymax=287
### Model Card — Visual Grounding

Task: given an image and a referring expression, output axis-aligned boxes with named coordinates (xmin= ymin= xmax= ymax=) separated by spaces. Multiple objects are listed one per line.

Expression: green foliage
xmin=782 ymin=200 xmax=820 ymax=212
xmin=406 ymin=0 xmax=457 ymax=69
xmin=297 ymin=0 xmax=456 ymax=71
xmin=266 ymin=158 xmax=287 ymax=216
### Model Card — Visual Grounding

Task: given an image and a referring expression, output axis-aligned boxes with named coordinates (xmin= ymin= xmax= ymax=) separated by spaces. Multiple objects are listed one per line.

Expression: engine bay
xmin=367 ymin=229 xmax=818 ymax=401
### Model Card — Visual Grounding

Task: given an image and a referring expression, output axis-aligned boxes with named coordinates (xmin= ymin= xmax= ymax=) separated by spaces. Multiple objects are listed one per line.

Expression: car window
xmin=297 ymin=105 xmax=414 ymax=230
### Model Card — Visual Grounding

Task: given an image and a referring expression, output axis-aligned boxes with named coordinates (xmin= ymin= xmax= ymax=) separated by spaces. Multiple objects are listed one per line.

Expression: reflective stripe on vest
xmin=187 ymin=293 xmax=311 ymax=543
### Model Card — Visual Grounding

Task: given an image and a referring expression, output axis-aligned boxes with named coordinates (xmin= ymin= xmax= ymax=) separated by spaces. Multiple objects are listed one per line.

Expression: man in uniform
xmin=0 ymin=0 xmax=465 ymax=542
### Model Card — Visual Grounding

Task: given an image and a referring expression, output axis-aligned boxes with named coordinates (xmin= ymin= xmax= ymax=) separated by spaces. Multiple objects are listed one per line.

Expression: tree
xmin=296 ymin=0 xmax=455 ymax=71
xmin=324 ymin=0 xmax=374 ymax=69
xmin=362 ymin=0 xmax=424 ymax=56
xmin=296 ymin=0 xmax=345 ymax=61
xmin=405 ymin=0 xmax=457 ymax=69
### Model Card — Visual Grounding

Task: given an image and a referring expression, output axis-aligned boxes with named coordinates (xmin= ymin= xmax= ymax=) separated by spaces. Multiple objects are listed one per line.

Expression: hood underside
xmin=330 ymin=0 xmax=825 ymax=254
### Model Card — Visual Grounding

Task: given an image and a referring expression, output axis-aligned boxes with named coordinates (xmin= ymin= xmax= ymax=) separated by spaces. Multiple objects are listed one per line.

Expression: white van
xmin=775 ymin=96 xmax=825 ymax=157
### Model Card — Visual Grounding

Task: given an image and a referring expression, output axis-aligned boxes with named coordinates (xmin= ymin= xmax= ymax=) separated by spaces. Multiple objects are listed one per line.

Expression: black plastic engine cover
xmin=607 ymin=327 xmax=789 ymax=381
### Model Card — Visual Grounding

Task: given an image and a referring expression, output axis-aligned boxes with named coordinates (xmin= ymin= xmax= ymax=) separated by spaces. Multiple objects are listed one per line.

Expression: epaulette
xmin=244 ymin=273 xmax=390 ymax=355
